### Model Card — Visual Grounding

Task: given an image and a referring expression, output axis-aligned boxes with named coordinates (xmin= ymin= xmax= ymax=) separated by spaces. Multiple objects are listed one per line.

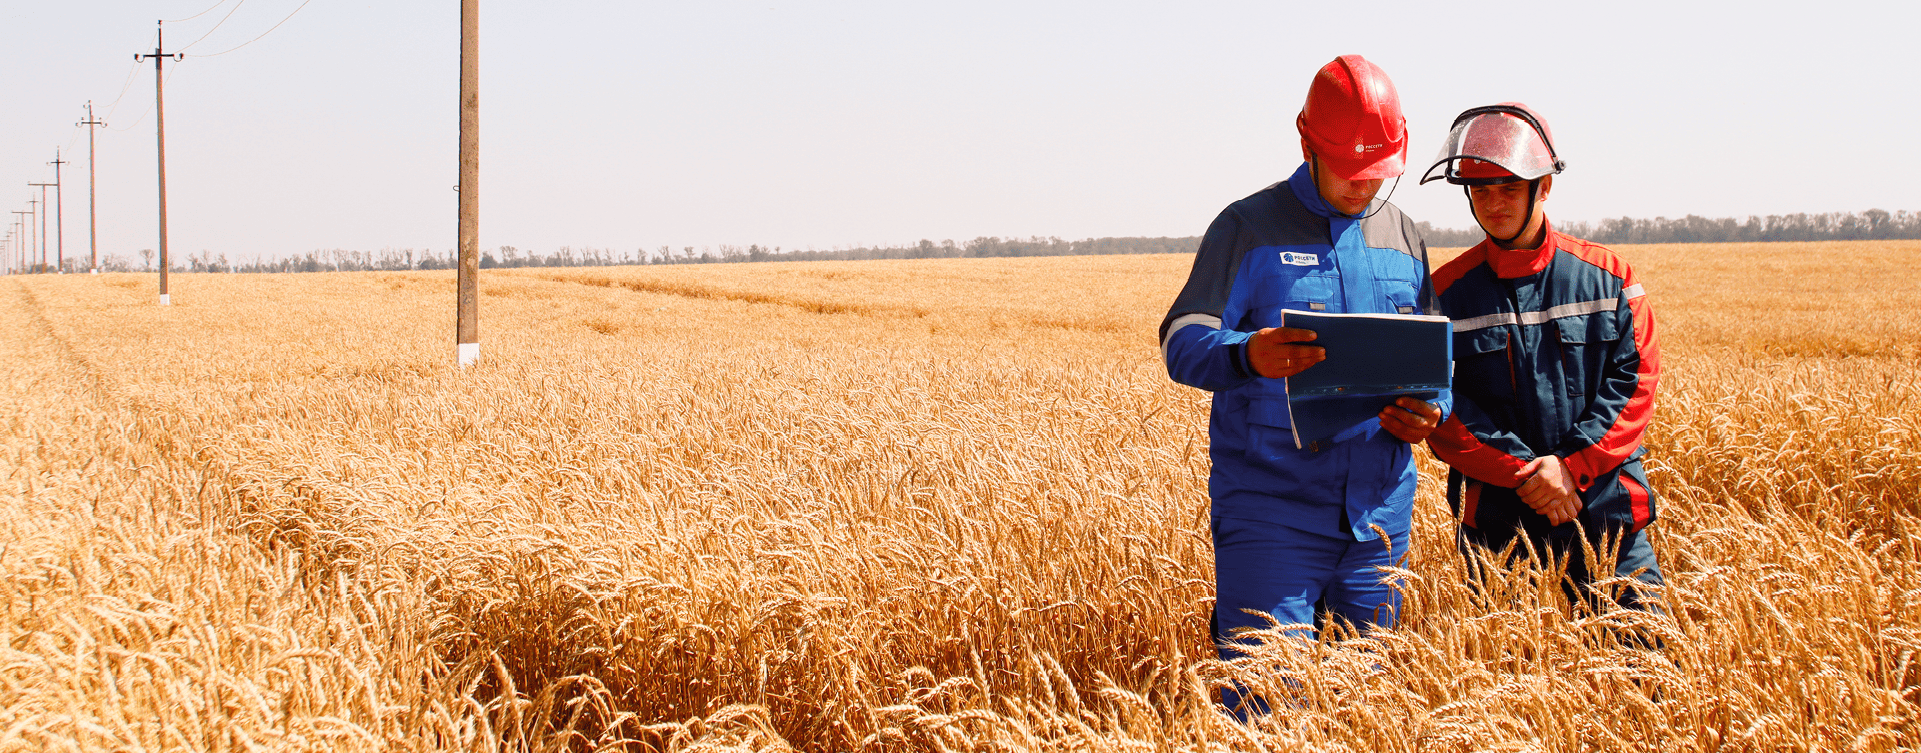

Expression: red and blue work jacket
xmin=1427 ymin=221 xmax=1661 ymax=539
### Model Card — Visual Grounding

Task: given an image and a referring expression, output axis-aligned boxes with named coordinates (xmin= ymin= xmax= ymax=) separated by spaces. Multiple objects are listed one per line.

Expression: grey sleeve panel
xmin=1361 ymin=201 xmax=1421 ymax=259
xmin=1160 ymin=207 xmax=1253 ymax=344
xmin=1400 ymin=209 xmax=1442 ymax=316
xmin=1363 ymin=202 xmax=1443 ymax=316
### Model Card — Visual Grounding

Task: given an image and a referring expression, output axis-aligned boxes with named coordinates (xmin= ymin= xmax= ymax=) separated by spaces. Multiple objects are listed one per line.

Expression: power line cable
xmin=177 ymin=0 xmax=249 ymax=53
xmin=191 ymin=0 xmax=318 ymax=58
xmin=108 ymin=63 xmax=184 ymax=133
xmin=97 ymin=59 xmax=145 ymax=120
xmin=62 ymin=121 xmax=84 ymax=154
xmin=100 ymin=27 xmax=161 ymax=122
xmin=164 ymin=0 xmax=233 ymax=23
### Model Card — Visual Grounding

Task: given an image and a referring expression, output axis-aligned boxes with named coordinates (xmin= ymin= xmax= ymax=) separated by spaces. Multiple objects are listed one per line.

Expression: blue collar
xmin=1285 ymin=161 xmax=1367 ymax=220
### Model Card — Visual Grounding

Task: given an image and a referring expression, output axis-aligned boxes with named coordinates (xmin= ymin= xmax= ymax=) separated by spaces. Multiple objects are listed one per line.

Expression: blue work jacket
xmin=1160 ymin=163 xmax=1450 ymax=540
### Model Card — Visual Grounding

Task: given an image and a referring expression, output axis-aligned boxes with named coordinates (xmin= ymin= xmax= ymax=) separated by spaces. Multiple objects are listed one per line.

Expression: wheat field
xmin=0 ymin=240 xmax=1915 ymax=751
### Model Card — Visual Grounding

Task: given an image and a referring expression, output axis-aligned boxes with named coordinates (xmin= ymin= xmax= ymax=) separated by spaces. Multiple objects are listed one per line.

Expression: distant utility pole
xmin=31 ymin=184 xmax=56 ymax=272
xmin=455 ymin=0 xmax=480 ymax=367
xmin=47 ymin=151 xmax=67 ymax=274
xmin=10 ymin=213 xmax=26 ymax=274
xmin=137 ymin=20 xmax=183 ymax=304
xmin=25 ymin=198 xmax=41 ymax=273
xmin=19 ymin=210 xmax=30 ymax=272
xmin=79 ymin=103 xmax=105 ymax=274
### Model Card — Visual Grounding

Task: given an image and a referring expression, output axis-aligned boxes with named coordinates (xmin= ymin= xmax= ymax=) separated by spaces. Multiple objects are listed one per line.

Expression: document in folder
xmin=1280 ymin=309 xmax=1453 ymax=449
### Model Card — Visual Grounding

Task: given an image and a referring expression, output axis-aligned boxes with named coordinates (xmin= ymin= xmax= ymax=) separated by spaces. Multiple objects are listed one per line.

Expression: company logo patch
xmin=1354 ymin=143 xmax=1383 ymax=153
xmin=1398 ymin=305 xmax=1416 ymax=314
xmin=1279 ymin=252 xmax=1319 ymax=266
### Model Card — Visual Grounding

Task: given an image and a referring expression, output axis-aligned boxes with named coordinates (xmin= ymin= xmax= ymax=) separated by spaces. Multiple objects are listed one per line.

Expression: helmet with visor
xmin=1419 ymin=103 xmax=1564 ymax=186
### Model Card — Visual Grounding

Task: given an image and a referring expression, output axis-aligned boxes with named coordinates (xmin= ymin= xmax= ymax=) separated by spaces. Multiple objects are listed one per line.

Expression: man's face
xmin=1310 ymin=156 xmax=1385 ymax=216
xmin=1468 ymin=177 xmax=1549 ymax=242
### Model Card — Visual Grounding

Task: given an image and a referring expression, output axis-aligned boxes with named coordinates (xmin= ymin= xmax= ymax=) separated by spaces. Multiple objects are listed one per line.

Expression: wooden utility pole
xmin=47 ymin=151 xmax=67 ymax=274
xmin=137 ymin=21 xmax=183 ymax=304
xmin=10 ymin=213 xmax=26 ymax=273
xmin=80 ymin=103 xmax=105 ymax=274
xmin=455 ymin=0 xmax=480 ymax=367
xmin=17 ymin=211 xmax=28 ymax=272
xmin=25 ymin=198 xmax=41 ymax=273
xmin=31 ymin=185 xmax=56 ymax=272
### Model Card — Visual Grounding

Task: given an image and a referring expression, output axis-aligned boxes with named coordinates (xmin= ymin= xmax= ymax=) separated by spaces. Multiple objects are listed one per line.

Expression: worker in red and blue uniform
xmin=1418 ymin=103 xmax=1664 ymax=612
xmin=1160 ymin=56 xmax=1448 ymax=714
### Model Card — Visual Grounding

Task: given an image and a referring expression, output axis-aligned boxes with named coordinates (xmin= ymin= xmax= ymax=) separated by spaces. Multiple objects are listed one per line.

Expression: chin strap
xmin=1356 ymin=173 xmax=1401 ymax=220
xmin=1310 ymin=156 xmax=1402 ymax=221
xmin=1468 ymin=178 xmax=1542 ymax=248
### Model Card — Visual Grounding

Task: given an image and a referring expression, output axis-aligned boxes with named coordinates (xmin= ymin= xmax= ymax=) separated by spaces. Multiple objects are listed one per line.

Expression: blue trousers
xmin=1210 ymin=513 xmax=1409 ymax=652
xmin=1211 ymin=514 xmax=1408 ymax=718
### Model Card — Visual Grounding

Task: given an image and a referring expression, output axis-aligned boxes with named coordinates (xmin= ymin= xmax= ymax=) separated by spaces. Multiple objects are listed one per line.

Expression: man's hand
xmin=1247 ymin=327 xmax=1325 ymax=378
xmin=1378 ymin=397 xmax=1442 ymax=444
xmin=1517 ymin=455 xmax=1582 ymax=525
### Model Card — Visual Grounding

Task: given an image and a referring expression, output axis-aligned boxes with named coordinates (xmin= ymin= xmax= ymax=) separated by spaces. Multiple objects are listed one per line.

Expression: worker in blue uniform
xmin=1159 ymin=55 xmax=1449 ymax=715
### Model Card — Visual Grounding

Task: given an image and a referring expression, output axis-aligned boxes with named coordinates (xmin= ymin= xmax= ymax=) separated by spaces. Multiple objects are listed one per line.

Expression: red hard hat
xmin=1420 ymin=102 xmax=1565 ymax=185
xmin=1296 ymin=55 xmax=1407 ymax=181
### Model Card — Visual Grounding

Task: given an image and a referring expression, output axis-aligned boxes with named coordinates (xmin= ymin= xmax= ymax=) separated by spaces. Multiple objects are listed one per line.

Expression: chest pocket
xmin=1554 ymin=311 xmax=1622 ymax=399
xmin=1369 ymin=252 xmax=1424 ymax=313
xmin=1454 ymin=327 xmax=1514 ymax=402
xmin=1246 ymin=267 xmax=1339 ymax=329
xmin=1373 ymin=278 xmax=1421 ymax=314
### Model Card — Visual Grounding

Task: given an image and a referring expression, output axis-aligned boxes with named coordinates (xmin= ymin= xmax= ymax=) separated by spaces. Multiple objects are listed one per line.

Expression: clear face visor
xmin=1419 ymin=111 xmax=1563 ymax=185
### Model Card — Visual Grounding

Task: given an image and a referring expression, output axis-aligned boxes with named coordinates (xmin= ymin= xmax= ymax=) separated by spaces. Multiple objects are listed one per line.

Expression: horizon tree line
xmin=77 ymin=208 xmax=1921 ymax=274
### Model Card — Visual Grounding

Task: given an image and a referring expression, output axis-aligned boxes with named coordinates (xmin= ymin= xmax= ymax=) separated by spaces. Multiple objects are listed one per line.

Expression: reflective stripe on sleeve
xmin=1623 ymin=283 xmax=1645 ymax=300
xmin=1162 ymin=313 xmax=1223 ymax=361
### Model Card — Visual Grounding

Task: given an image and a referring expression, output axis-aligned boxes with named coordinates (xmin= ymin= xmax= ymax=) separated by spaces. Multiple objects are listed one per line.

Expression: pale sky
xmin=4 ymin=1 xmax=1916 ymax=264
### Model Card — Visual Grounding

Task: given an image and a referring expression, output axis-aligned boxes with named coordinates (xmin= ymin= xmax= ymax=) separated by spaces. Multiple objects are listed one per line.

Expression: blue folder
xmin=1280 ymin=309 xmax=1453 ymax=449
